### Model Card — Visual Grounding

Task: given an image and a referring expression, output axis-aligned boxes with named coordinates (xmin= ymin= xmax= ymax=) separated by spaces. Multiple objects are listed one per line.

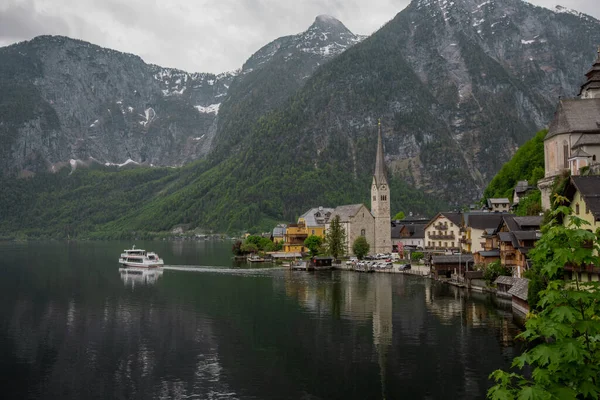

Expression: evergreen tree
xmin=324 ymin=215 xmax=347 ymax=259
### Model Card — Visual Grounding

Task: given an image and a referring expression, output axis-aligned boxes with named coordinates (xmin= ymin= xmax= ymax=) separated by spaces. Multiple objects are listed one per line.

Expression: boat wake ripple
xmin=163 ymin=265 xmax=286 ymax=275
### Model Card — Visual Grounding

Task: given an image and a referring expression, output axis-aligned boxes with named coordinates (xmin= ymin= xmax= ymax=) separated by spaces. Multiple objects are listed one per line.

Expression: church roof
xmin=579 ymin=48 xmax=600 ymax=96
xmin=329 ymin=204 xmax=368 ymax=222
xmin=373 ymin=121 xmax=388 ymax=186
xmin=572 ymin=134 xmax=600 ymax=149
xmin=545 ymin=98 xmax=600 ymax=140
xmin=569 ymin=148 xmax=592 ymax=159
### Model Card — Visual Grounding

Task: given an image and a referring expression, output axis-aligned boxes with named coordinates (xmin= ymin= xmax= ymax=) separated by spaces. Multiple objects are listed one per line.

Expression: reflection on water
xmin=119 ymin=267 xmax=164 ymax=287
xmin=0 ymin=241 xmax=523 ymax=400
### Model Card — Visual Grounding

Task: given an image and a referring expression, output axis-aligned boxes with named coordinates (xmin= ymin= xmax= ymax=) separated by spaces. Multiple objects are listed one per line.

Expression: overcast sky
xmin=0 ymin=0 xmax=598 ymax=74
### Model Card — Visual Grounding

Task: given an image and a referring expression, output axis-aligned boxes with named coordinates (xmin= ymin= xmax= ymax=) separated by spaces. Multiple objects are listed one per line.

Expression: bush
xmin=483 ymin=260 xmax=511 ymax=286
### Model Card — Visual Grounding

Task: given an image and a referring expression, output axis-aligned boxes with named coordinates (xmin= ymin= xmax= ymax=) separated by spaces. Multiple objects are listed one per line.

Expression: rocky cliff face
xmin=0 ymin=35 xmax=234 ymax=174
xmin=223 ymin=0 xmax=600 ymax=205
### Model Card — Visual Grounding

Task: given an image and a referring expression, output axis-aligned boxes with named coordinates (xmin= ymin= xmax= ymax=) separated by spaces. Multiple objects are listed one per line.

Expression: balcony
xmin=433 ymin=223 xmax=449 ymax=231
xmin=459 ymin=238 xmax=471 ymax=244
xmin=429 ymin=234 xmax=455 ymax=240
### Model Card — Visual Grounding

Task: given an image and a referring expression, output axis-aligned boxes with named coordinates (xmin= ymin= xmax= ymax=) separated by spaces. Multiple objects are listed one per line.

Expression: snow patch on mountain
xmin=194 ymin=104 xmax=220 ymax=114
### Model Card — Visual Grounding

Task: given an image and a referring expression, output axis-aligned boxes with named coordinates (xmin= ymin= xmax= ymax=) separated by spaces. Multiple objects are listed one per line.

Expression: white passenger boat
xmin=119 ymin=245 xmax=164 ymax=268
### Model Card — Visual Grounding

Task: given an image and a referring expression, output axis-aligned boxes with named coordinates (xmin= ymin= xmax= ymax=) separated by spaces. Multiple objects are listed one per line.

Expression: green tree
xmin=352 ymin=236 xmax=370 ymax=259
xmin=240 ymin=242 xmax=258 ymax=254
xmin=488 ymin=202 xmax=600 ymax=400
xmin=483 ymin=259 xmax=512 ymax=286
xmin=393 ymin=211 xmax=405 ymax=220
xmin=411 ymin=251 xmax=424 ymax=262
xmin=304 ymin=235 xmax=323 ymax=257
xmin=324 ymin=215 xmax=347 ymax=259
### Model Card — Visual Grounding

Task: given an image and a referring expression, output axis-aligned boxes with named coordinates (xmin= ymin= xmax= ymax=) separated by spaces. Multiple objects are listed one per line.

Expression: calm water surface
xmin=0 ymin=240 xmax=522 ymax=399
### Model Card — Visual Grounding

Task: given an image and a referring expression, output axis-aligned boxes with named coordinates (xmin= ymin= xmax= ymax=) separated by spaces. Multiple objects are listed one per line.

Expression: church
xmin=538 ymin=48 xmax=600 ymax=210
xmin=325 ymin=121 xmax=392 ymax=255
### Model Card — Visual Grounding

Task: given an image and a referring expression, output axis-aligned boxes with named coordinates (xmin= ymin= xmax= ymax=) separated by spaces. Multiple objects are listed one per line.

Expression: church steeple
xmin=374 ymin=119 xmax=388 ymax=186
xmin=371 ymin=119 xmax=391 ymax=254
xmin=578 ymin=45 xmax=600 ymax=99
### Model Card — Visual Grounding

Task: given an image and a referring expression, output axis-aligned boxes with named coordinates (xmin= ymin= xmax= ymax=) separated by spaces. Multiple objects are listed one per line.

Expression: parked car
xmin=398 ymin=264 xmax=411 ymax=271
xmin=346 ymin=257 xmax=358 ymax=265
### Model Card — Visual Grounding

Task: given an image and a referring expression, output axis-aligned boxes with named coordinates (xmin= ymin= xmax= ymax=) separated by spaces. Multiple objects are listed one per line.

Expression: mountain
xmin=2 ymin=0 xmax=600 ymax=237
xmin=212 ymin=15 xmax=364 ymax=157
xmin=0 ymin=35 xmax=234 ymax=175
xmin=0 ymin=15 xmax=363 ymax=175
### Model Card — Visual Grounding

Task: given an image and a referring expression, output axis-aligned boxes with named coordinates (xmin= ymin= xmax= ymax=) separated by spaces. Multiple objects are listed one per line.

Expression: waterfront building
xmin=424 ymin=212 xmax=463 ymax=252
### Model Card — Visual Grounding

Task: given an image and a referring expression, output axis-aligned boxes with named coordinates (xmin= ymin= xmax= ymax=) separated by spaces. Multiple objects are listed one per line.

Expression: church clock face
xmin=381 ymin=185 xmax=386 ymax=190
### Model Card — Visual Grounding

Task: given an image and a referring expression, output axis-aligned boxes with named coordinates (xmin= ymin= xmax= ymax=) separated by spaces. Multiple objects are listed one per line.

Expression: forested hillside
xmin=483 ymin=129 xmax=546 ymax=199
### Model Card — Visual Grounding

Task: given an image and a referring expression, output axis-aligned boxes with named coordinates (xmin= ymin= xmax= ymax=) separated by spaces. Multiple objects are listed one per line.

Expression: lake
xmin=0 ymin=240 xmax=523 ymax=399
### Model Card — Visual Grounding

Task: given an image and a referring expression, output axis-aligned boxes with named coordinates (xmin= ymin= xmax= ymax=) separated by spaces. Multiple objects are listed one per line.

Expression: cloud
xmin=0 ymin=0 xmax=598 ymax=73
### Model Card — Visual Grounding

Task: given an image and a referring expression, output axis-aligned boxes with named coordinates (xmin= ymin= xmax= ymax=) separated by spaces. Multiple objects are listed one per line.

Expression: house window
xmin=373 ymin=196 xmax=376 ymax=201
xmin=444 ymin=242 xmax=447 ymax=247
xmin=451 ymin=242 xmax=454 ymax=248
xmin=576 ymin=203 xmax=580 ymax=215
xmin=361 ymin=229 xmax=366 ymax=236
xmin=563 ymin=141 xmax=569 ymax=169
xmin=594 ymin=155 xmax=597 ymax=162
xmin=312 ymin=230 xmax=315 ymax=235
xmin=438 ymin=242 xmax=441 ymax=247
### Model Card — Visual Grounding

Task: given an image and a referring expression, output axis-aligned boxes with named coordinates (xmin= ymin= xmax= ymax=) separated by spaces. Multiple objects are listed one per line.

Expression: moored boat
xmin=119 ymin=245 xmax=164 ymax=268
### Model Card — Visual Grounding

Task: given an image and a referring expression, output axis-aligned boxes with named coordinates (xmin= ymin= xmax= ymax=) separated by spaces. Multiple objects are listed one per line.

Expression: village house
xmin=461 ymin=212 xmax=505 ymax=254
xmin=485 ymin=198 xmax=511 ymax=213
xmin=538 ymin=49 xmax=600 ymax=210
xmin=271 ymin=224 xmax=287 ymax=243
xmin=424 ymin=212 xmax=463 ymax=252
xmin=496 ymin=215 xmax=542 ymax=278
xmin=391 ymin=216 xmax=427 ymax=253
xmin=512 ymin=180 xmax=537 ymax=205
xmin=429 ymin=254 xmax=474 ymax=280
xmin=563 ymin=175 xmax=600 ymax=282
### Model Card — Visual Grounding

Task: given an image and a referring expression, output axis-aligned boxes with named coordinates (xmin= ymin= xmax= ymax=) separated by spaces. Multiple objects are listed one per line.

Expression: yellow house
xmin=283 ymin=222 xmax=308 ymax=253
xmin=564 ymin=175 xmax=600 ymax=282
xmin=282 ymin=207 xmax=334 ymax=253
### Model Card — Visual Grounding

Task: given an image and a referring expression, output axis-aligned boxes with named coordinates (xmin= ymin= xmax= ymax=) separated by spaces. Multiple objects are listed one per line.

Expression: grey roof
xmin=566 ymin=176 xmax=600 ymax=221
xmin=571 ymin=135 xmax=600 ymax=150
xmin=488 ymin=198 xmax=510 ymax=204
xmin=513 ymin=216 xmax=543 ymax=229
xmin=272 ymin=225 xmax=286 ymax=237
xmin=392 ymin=223 xmax=425 ymax=240
xmin=494 ymin=276 xmax=518 ymax=286
xmin=329 ymin=204 xmax=368 ymax=223
xmin=479 ymin=250 xmax=500 ymax=257
xmin=431 ymin=254 xmax=474 ymax=264
xmin=465 ymin=213 xmax=505 ymax=230
xmin=514 ymin=180 xmax=535 ymax=194
xmin=507 ymin=278 xmax=529 ymax=301
xmin=300 ymin=207 xmax=335 ymax=226
xmin=440 ymin=212 xmax=462 ymax=226
xmin=498 ymin=232 xmax=513 ymax=242
xmin=513 ymin=231 xmax=540 ymax=241
xmin=373 ymin=122 xmax=388 ymax=186
xmin=545 ymin=98 xmax=600 ymax=140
